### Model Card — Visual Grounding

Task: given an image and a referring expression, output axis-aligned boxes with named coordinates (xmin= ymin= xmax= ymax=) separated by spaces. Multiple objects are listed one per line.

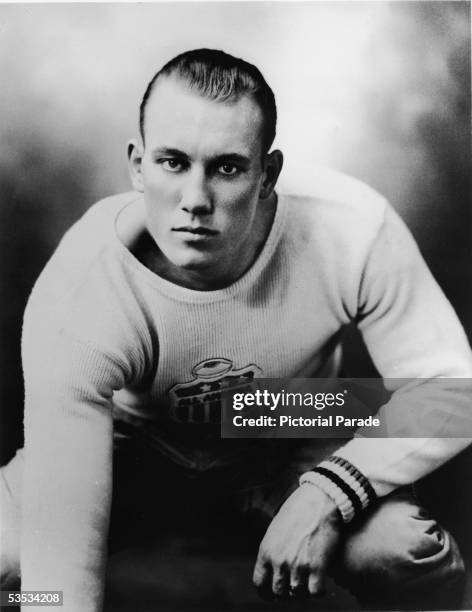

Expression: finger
xmin=289 ymin=566 xmax=309 ymax=599
xmin=253 ymin=556 xmax=273 ymax=601
xmin=308 ymin=571 xmax=326 ymax=597
xmin=272 ymin=564 xmax=289 ymax=599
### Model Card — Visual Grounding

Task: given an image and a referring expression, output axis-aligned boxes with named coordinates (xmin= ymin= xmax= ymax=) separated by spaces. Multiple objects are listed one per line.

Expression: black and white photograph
xmin=0 ymin=2 xmax=471 ymax=611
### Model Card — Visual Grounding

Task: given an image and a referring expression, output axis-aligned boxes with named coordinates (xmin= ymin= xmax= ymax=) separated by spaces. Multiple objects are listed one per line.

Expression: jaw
xmin=145 ymin=239 xmax=234 ymax=290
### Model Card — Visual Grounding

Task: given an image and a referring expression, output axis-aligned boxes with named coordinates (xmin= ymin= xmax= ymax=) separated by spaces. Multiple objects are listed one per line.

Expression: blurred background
xmin=0 ymin=1 xmax=470 ymax=465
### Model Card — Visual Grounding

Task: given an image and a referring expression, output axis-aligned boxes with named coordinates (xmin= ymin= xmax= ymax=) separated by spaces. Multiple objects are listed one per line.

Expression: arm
xmin=254 ymin=202 xmax=472 ymax=598
xmin=336 ymin=203 xmax=472 ymax=494
xmin=20 ymin=308 xmax=127 ymax=611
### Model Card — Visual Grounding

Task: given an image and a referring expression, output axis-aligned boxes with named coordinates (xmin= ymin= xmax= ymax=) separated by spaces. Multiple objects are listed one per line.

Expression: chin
xmin=168 ymin=249 xmax=216 ymax=271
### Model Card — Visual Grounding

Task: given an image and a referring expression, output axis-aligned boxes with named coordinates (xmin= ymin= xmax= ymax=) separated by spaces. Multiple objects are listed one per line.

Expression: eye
xmin=159 ymin=158 xmax=186 ymax=172
xmin=218 ymin=163 xmax=239 ymax=176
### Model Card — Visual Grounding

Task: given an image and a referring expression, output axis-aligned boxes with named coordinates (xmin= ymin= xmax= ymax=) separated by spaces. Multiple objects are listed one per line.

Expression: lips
xmin=172 ymin=226 xmax=218 ymax=236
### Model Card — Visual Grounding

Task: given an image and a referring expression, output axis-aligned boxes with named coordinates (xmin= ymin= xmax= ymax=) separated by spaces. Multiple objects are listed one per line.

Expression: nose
xmin=180 ymin=167 xmax=213 ymax=216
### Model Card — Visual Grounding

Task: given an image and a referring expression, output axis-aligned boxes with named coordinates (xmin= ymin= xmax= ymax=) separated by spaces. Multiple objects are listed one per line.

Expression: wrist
xmin=299 ymin=456 xmax=377 ymax=524
xmin=299 ymin=480 xmax=341 ymax=525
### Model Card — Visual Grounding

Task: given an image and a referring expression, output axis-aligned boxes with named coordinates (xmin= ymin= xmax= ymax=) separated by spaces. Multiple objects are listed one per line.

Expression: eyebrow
xmin=151 ymin=147 xmax=189 ymax=158
xmin=150 ymin=147 xmax=251 ymax=166
xmin=212 ymin=153 xmax=251 ymax=166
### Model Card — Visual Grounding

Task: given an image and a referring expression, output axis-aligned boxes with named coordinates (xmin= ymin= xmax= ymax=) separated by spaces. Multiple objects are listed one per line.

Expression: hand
xmin=253 ymin=483 xmax=341 ymax=599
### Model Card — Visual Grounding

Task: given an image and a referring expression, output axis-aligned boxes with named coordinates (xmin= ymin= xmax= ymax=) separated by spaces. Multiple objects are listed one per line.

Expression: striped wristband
xmin=326 ymin=456 xmax=377 ymax=506
xmin=299 ymin=456 xmax=376 ymax=523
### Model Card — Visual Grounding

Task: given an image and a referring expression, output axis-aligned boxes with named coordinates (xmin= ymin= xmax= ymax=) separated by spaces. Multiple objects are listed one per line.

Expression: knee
xmin=334 ymin=493 xmax=465 ymax=602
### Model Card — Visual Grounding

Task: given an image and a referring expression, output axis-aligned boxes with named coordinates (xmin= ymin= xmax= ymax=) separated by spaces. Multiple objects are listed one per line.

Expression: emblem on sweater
xmin=168 ymin=358 xmax=261 ymax=424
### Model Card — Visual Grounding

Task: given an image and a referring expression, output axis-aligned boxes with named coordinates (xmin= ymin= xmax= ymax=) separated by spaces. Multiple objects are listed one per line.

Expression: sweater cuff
xmin=299 ymin=456 xmax=377 ymax=523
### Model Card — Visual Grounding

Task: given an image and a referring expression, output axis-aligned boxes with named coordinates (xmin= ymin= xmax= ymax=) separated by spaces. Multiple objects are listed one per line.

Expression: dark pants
xmin=1 ymin=441 xmax=467 ymax=609
xmin=108 ymin=437 xmax=466 ymax=608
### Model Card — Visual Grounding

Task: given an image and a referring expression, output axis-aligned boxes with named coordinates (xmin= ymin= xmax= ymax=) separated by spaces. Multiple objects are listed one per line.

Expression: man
xmin=1 ymin=48 xmax=471 ymax=611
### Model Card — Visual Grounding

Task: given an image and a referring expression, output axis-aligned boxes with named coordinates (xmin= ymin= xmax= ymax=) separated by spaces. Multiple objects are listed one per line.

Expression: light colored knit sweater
xmin=20 ymin=173 xmax=472 ymax=610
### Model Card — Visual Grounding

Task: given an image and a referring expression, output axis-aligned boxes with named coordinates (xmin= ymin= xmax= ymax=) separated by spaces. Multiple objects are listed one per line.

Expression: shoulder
xmin=28 ymin=190 xmax=139 ymax=296
xmin=58 ymin=191 xmax=141 ymax=261
xmin=276 ymin=169 xmax=401 ymax=317
xmin=23 ymin=191 xmax=149 ymax=366
xmin=279 ymin=167 xmax=389 ymax=245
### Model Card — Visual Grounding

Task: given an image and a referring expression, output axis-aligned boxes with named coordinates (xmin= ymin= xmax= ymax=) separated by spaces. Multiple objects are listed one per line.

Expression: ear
xmin=259 ymin=149 xmax=284 ymax=200
xmin=127 ymin=139 xmax=145 ymax=192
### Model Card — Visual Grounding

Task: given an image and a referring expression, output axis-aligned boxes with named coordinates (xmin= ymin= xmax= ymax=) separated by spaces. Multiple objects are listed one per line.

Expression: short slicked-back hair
xmin=139 ymin=48 xmax=277 ymax=153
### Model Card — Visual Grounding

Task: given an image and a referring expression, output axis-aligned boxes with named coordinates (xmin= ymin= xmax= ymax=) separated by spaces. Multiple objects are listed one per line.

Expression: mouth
xmin=172 ymin=226 xmax=219 ymax=237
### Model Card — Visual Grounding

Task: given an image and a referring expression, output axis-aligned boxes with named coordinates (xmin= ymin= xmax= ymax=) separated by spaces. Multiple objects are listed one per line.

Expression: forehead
xmin=143 ymin=77 xmax=264 ymax=157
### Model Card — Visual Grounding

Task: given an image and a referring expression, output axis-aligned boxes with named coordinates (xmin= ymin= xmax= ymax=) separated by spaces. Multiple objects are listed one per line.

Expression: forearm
xmin=21 ymin=307 xmax=124 ymax=611
xmin=336 ymin=377 xmax=472 ymax=496
xmin=21 ymin=401 xmax=113 ymax=611
xmin=334 ymin=436 xmax=471 ymax=497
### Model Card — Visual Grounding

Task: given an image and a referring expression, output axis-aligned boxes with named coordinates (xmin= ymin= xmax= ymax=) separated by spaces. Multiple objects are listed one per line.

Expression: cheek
xmin=219 ymin=182 xmax=260 ymax=222
xmin=145 ymin=175 xmax=179 ymax=203
xmin=219 ymin=173 xmax=260 ymax=204
xmin=143 ymin=175 xmax=180 ymax=228
xmin=142 ymin=161 xmax=180 ymax=200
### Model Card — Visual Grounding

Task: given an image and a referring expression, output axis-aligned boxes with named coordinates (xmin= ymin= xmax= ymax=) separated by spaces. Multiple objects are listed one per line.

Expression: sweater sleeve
xmin=20 ymin=299 xmax=128 ymax=611
xmin=335 ymin=204 xmax=472 ymax=496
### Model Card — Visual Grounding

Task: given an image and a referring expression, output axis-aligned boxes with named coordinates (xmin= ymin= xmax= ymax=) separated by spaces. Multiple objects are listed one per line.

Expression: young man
xmin=1 ymin=49 xmax=471 ymax=611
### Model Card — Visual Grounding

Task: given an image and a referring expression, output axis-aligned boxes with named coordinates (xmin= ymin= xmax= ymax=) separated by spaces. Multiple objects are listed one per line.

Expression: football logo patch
xmin=168 ymin=358 xmax=261 ymax=424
